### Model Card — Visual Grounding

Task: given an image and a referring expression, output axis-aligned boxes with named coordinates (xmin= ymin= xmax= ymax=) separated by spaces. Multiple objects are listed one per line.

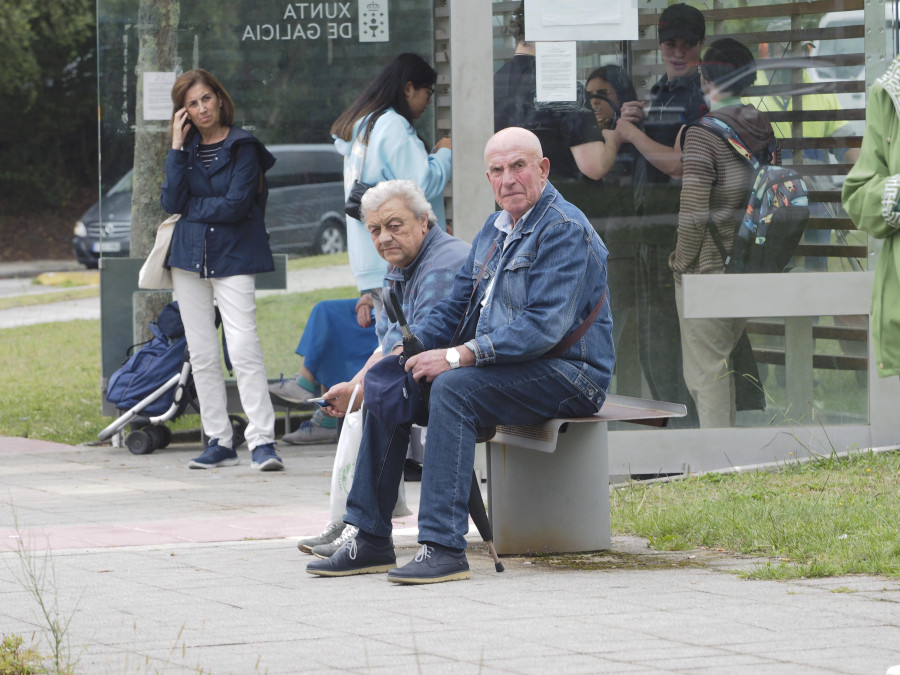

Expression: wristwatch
xmin=446 ymin=347 xmax=461 ymax=369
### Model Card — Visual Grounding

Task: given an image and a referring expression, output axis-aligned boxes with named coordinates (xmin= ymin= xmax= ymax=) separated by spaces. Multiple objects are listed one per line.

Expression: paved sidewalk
xmin=1 ymin=437 xmax=899 ymax=674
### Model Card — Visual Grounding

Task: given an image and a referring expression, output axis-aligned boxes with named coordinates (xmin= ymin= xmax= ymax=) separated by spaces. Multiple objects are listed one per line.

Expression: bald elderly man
xmin=308 ymin=127 xmax=615 ymax=584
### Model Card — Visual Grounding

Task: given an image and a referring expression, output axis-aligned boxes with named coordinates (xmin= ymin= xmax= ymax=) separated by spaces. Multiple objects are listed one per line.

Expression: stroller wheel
xmin=147 ymin=425 xmax=171 ymax=450
xmin=229 ymin=415 xmax=248 ymax=450
xmin=126 ymin=429 xmax=155 ymax=455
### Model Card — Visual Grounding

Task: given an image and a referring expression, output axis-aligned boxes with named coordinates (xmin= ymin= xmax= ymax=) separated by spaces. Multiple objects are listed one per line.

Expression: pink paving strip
xmin=0 ymin=511 xmax=421 ymax=551
xmin=0 ymin=437 xmax=81 ymax=455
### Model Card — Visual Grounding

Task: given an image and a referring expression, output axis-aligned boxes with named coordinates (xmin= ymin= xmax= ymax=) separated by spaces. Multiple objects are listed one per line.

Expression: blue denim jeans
xmin=344 ymin=360 xmax=600 ymax=550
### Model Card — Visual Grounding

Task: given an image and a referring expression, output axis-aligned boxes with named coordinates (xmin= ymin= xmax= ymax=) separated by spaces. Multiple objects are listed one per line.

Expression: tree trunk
xmin=132 ymin=0 xmax=180 ymax=338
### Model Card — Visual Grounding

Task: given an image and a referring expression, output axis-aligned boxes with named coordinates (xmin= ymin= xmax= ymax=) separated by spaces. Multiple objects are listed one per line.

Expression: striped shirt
xmin=669 ymin=126 xmax=752 ymax=282
xmin=197 ymin=141 xmax=224 ymax=169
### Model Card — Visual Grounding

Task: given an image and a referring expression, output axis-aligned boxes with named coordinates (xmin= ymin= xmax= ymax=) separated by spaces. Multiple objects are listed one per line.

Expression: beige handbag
xmin=138 ymin=214 xmax=180 ymax=290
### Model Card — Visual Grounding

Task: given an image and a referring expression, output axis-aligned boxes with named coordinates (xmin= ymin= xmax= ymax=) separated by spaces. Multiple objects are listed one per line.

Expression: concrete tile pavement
xmin=1 ymin=437 xmax=900 ymax=673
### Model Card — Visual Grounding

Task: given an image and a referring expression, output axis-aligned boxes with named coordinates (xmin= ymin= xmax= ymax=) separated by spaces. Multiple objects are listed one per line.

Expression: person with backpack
xmin=160 ymin=69 xmax=283 ymax=471
xmin=670 ymin=38 xmax=776 ymax=428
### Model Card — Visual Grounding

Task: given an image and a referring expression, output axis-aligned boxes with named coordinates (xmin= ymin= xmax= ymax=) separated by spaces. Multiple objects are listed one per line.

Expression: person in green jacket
xmin=842 ymin=55 xmax=900 ymax=377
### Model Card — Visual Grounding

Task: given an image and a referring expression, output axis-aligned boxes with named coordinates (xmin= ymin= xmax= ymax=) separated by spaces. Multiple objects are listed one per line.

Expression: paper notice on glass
xmin=535 ymin=42 xmax=576 ymax=103
xmin=524 ymin=0 xmax=637 ymax=41
xmin=143 ymin=72 xmax=176 ymax=121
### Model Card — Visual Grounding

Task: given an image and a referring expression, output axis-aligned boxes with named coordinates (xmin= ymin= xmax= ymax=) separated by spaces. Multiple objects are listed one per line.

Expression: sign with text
xmin=524 ymin=0 xmax=637 ymax=42
xmin=143 ymin=72 xmax=176 ymax=120
xmin=240 ymin=1 xmax=388 ymax=42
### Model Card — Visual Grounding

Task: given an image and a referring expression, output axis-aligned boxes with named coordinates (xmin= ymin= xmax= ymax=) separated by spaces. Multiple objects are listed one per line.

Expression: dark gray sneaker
xmin=268 ymin=376 xmax=317 ymax=408
xmin=387 ymin=543 xmax=470 ymax=584
xmin=311 ymin=525 xmax=359 ymax=558
xmin=306 ymin=532 xmax=396 ymax=577
xmin=297 ymin=521 xmax=346 ymax=553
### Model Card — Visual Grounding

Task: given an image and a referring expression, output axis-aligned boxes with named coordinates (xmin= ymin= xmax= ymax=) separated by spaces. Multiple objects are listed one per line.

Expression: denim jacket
xmin=415 ymin=183 xmax=614 ymax=409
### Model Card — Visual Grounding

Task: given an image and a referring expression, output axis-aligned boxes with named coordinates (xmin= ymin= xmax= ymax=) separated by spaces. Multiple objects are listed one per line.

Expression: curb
xmin=0 ymin=260 xmax=85 ymax=280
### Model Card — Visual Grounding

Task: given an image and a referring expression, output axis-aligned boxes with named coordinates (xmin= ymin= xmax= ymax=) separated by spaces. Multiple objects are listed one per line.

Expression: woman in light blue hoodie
xmin=331 ymin=53 xmax=452 ymax=321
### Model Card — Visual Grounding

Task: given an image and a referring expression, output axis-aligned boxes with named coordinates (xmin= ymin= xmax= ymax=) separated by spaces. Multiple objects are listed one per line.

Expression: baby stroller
xmin=97 ymin=301 xmax=247 ymax=455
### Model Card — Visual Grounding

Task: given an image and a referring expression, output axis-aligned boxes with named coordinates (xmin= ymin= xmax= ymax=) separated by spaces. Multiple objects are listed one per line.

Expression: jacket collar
xmin=502 ymin=182 xmax=560 ymax=241
xmin=187 ymin=126 xmax=275 ymax=174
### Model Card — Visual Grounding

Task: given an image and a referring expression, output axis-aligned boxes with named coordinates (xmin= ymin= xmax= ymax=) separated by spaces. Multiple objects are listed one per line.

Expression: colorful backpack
xmin=691 ymin=115 xmax=810 ymax=273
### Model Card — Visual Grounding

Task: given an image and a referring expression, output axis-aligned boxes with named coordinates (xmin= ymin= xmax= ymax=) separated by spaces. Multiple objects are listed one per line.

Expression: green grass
xmin=286 ymin=251 xmax=348 ymax=271
xmin=0 ymin=286 xmax=356 ymax=446
xmin=611 ymin=450 xmax=900 ymax=580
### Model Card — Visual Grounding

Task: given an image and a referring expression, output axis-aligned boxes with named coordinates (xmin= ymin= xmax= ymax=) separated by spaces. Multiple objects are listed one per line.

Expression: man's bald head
xmin=484 ymin=127 xmax=544 ymax=165
xmin=484 ymin=127 xmax=550 ymax=223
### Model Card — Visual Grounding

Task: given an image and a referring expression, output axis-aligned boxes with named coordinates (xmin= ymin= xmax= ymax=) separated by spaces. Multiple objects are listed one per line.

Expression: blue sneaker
xmin=306 ymin=533 xmax=396 ymax=577
xmin=250 ymin=443 xmax=284 ymax=471
xmin=387 ymin=543 xmax=470 ymax=584
xmin=189 ymin=440 xmax=239 ymax=469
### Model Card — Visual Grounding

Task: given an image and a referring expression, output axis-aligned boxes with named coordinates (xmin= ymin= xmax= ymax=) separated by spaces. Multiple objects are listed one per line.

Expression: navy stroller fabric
xmin=106 ymin=302 xmax=188 ymax=416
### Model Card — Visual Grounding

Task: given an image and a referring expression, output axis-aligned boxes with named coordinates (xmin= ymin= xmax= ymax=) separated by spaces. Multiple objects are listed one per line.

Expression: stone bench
xmin=485 ymin=394 xmax=686 ymax=555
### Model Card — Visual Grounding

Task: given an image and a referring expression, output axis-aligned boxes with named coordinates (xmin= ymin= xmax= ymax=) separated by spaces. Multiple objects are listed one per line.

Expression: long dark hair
xmin=330 ymin=53 xmax=437 ymax=143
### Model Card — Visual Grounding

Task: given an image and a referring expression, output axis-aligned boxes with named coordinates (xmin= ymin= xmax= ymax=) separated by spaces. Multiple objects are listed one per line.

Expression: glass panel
xmin=95 ymin=0 xmax=435 ymax=263
xmin=489 ymin=1 xmax=883 ymax=430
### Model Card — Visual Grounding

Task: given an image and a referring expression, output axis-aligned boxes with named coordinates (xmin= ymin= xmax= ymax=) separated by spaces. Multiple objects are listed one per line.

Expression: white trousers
xmin=172 ymin=268 xmax=275 ymax=450
xmin=675 ymin=278 xmax=746 ymax=428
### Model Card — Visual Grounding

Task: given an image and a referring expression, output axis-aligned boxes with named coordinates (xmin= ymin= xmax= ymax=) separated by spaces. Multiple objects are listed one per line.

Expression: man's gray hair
xmin=359 ymin=179 xmax=437 ymax=228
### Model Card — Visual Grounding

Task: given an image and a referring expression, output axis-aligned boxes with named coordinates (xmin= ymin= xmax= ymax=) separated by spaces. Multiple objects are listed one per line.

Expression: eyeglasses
xmin=425 ymin=86 xmax=435 ymax=100
xmin=586 ymin=89 xmax=611 ymax=100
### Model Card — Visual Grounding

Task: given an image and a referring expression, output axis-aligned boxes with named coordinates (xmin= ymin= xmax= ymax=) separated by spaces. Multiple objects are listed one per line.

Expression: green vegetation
xmin=0 ymin=286 xmax=356 ymax=445
xmin=286 ymin=251 xmax=348 ymax=271
xmin=0 ymin=634 xmax=45 ymax=674
xmin=0 ymin=0 xmax=96 ymax=213
xmin=611 ymin=450 xmax=900 ymax=580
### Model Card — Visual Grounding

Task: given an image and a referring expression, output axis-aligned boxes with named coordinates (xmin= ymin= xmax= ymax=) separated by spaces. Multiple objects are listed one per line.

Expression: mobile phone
xmin=307 ymin=397 xmax=330 ymax=408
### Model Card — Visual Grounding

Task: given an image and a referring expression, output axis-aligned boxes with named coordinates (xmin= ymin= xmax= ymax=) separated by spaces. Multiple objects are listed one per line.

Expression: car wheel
xmin=314 ymin=220 xmax=346 ymax=255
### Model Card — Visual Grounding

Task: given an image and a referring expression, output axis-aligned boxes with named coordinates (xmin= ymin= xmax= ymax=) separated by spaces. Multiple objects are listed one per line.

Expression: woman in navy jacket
xmin=161 ymin=69 xmax=282 ymax=471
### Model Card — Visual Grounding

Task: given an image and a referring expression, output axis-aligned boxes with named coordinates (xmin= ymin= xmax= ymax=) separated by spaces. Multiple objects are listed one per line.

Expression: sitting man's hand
xmin=320 ymin=380 xmax=363 ymax=417
xmin=355 ymin=293 xmax=375 ymax=328
xmin=404 ymin=346 xmax=474 ymax=382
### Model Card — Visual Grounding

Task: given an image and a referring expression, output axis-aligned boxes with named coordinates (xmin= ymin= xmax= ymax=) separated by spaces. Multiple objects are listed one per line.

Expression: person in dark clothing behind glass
xmin=613 ymin=3 xmax=708 ymax=426
xmin=493 ymin=2 xmax=620 ymax=210
xmin=584 ymin=65 xmax=643 ymax=395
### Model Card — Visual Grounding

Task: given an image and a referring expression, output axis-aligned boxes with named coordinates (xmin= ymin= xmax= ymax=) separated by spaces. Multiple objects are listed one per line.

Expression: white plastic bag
xmin=328 ymin=384 xmax=411 ymax=522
